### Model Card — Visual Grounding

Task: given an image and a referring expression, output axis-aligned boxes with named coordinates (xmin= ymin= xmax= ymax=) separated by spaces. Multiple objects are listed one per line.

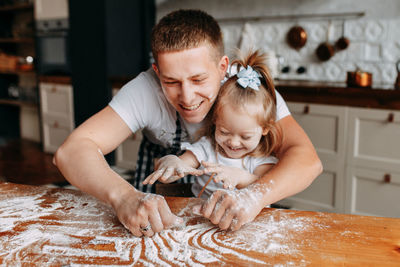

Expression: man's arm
xmin=255 ymin=115 xmax=323 ymax=204
xmin=197 ymin=115 xmax=322 ymax=230
xmin=54 ymin=106 xmax=182 ymax=237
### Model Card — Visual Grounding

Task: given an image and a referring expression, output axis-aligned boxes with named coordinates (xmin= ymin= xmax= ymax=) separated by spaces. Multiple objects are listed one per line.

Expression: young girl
xmin=143 ymin=50 xmax=282 ymax=199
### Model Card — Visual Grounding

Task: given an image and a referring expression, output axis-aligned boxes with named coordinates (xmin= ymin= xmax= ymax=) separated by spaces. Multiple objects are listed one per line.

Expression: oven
xmin=34 ymin=0 xmax=70 ymax=75
xmin=36 ymin=27 xmax=70 ymax=75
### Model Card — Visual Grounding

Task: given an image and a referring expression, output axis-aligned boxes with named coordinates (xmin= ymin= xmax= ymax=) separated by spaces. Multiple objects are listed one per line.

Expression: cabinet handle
xmin=53 ymin=121 xmax=59 ymax=128
xmin=383 ymin=174 xmax=391 ymax=183
xmin=51 ymin=87 xmax=57 ymax=93
xmin=303 ymin=105 xmax=310 ymax=114
xmin=387 ymin=113 xmax=394 ymax=123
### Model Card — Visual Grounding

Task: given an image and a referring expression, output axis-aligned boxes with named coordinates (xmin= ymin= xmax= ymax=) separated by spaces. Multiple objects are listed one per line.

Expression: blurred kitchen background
xmin=0 ymin=0 xmax=399 ymax=218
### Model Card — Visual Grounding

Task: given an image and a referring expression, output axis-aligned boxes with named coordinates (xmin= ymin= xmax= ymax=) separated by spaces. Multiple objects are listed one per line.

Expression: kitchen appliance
xmin=347 ymin=70 xmax=373 ymax=88
xmin=34 ymin=0 xmax=70 ymax=75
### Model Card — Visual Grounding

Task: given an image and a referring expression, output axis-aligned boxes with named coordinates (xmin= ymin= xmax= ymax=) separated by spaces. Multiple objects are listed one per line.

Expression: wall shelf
xmin=0 ymin=2 xmax=33 ymax=12
xmin=0 ymin=98 xmax=37 ymax=108
xmin=0 ymin=69 xmax=35 ymax=75
xmin=217 ymin=11 xmax=365 ymax=23
xmin=0 ymin=38 xmax=34 ymax=44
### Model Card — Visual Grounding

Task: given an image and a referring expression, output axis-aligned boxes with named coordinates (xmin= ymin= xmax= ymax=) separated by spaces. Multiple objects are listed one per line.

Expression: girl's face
xmin=214 ymin=103 xmax=267 ymax=159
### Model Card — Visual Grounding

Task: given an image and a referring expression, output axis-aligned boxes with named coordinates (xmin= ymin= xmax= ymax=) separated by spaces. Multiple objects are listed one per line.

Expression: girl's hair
xmin=198 ymin=49 xmax=283 ymax=157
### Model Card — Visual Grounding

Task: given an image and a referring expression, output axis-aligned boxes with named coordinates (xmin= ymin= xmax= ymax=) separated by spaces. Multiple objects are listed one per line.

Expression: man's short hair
xmin=151 ymin=9 xmax=224 ymax=63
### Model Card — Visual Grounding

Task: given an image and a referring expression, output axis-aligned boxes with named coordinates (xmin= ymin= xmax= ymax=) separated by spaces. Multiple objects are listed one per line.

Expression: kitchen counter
xmin=276 ymin=80 xmax=400 ymax=110
xmin=1 ymin=182 xmax=399 ymax=266
xmin=38 ymin=75 xmax=71 ymax=85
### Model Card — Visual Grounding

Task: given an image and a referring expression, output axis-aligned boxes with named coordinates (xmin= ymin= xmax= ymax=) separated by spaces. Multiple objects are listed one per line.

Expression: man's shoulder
xmin=123 ymin=68 xmax=161 ymax=92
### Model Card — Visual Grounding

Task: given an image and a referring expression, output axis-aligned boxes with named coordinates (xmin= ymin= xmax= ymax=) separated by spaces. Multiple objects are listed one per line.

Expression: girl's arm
xmin=237 ymin=163 xmax=274 ymax=189
xmin=202 ymin=162 xmax=274 ymax=190
xmin=142 ymin=150 xmax=202 ymax=185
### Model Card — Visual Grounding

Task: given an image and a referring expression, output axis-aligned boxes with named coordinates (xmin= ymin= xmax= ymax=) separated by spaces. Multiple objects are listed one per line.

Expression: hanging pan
xmin=286 ymin=25 xmax=307 ymax=50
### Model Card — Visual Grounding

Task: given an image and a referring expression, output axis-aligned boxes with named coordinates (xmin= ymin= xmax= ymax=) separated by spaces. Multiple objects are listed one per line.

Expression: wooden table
xmin=1 ymin=182 xmax=399 ymax=266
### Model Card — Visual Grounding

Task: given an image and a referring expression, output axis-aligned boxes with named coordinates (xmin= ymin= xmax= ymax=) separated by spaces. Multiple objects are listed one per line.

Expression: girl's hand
xmin=143 ymin=155 xmax=203 ymax=185
xmin=202 ymin=161 xmax=257 ymax=190
xmin=192 ymin=183 xmax=268 ymax=231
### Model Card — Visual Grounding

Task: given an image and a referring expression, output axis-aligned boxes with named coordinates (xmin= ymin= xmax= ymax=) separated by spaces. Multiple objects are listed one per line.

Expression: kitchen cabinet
xmin=277 ymin=102 xmax=348 ymax=213
xmin=39 ymin=82 xmax=74 ymax=153
xmin=0 ymin=2 xmax=39 ymax=141
xmin=111 ymin=88 xmax=142 ymax=170
xmin=280 ymin=102 xmax=400 ymax=218
xmin=115 ymin=131 xmax=142 ymax=170
xmin=345 ymin=107 xmax=400 ymax=217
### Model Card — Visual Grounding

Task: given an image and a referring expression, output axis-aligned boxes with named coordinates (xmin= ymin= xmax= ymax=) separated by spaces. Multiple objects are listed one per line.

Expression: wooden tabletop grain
xmin=0 ymin=182 xmax=399 ymax=266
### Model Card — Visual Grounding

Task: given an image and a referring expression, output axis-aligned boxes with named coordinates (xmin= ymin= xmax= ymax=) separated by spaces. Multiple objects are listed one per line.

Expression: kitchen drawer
xmin=277 ymin=158 xmax=345 ymax=213
xmin=345 ymin=167 xmax=400 ymax=218
xmin=40 ymin=82 xmax=74 ymax=153
xmin=287 ymin=102 xmax=347 ymax=162
xmin=282 ymin=102 xmax=347 ymax=213
xmin=40 ymin=82 xmax=74 ymax=119
xmin=42 ymin=120 xmax=73 ymax=153
xmin=115 ymin=131 xmax=142 ymax=170
xmin=347 ymin=107 xmax=400 ymax=170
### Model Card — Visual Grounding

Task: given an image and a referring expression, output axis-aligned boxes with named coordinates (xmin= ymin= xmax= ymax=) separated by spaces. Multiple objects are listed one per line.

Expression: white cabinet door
xmin=39 ymin=82 xmax=74 ymax=153
xmin=112 ymin=87 xmax=142 ymax=170
xmin=345 ymin=107 xmax=400 ymax=218
xmin=345 ymin=166 xmax=400 ymax=218
xmin=346 ymin=107 xmax=400 ymax=171
xmin=277 ymin=102 xmax=348 ymax=213
xmin=115 ymin=131 xmax=142 ymax=170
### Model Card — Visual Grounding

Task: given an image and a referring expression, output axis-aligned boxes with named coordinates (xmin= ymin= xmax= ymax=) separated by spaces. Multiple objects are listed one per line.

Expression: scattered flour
xmin=0 ymin=184 xmax=328 ymax=266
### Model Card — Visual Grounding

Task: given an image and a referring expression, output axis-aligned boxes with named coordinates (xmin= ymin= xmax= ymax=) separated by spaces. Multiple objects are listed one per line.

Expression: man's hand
xmin=192 ymin=184 xmax=268 ymax=231
xmin=112 ymin=188 xmax=183 ymax=237
xmin=143 ymin=155 xmax=203 ymax=185
xmin=202 ymin=161 xmax=258 ymax=190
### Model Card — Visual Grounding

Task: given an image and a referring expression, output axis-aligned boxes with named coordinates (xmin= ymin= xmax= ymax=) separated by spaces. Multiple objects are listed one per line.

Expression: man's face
xmin=153 ymin=45 xmax=228 ymax=123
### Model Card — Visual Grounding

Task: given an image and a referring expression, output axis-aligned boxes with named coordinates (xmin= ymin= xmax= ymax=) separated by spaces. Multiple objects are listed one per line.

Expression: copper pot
xmin=316 ymin=22 xmax=335 ymax=61
xmin=316 ymin=42 xmax=335 ymax=61
xmin=286 ymin=26 xmax=307 ymax=50
xmin=335 ymin=21 xmax=350 ymax=51
xmin=347 ymin=71 xmax=373 ymax=88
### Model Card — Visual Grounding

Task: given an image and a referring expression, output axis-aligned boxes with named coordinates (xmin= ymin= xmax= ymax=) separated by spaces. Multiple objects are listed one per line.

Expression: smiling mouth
xmin=180 ymin=101 xmax=203 ymax=111
xmin=227 ymin=146 xmax=244 ymax=152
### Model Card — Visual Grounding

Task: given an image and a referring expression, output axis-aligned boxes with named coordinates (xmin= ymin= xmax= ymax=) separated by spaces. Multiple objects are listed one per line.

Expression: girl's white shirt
xmin=181 ymin=136 xmax=278 ymax=199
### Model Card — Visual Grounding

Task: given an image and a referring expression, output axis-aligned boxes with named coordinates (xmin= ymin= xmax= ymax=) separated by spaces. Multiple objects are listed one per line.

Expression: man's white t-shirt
xmin=181 ymin=137 xmax=278 ymax=199
xmin=109 ymin=68 xmax=291 ymax=147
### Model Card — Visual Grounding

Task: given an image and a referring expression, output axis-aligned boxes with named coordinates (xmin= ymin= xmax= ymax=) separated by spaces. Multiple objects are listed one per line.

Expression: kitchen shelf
xmin=276 ymin=80 xmax=400 ymax=110
xmin=0 ymin=98 xmax=37 ymax=108
xmin=217 ymin=11 xmax=365 ymax=23
xmin=0 ymin=69 xmax=35 ymax=75
xmin=0 ymin=2 xmax=33 ymax=12
xmin=0 ymin=38 xmax=34 ymax=44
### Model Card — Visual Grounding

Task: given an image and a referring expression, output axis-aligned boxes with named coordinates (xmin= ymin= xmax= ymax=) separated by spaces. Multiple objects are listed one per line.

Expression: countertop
xmin=40 ymin=75 xmax=400 ymax=110
xmin=276 ymin=80 xmax=400 ymax=110
xmin=1 ymin=182 xmax=399 ymax=266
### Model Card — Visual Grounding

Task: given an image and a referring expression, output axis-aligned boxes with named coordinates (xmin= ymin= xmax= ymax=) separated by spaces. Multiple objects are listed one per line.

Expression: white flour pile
xmin=0 ymin=185 xmax=329 ymax=266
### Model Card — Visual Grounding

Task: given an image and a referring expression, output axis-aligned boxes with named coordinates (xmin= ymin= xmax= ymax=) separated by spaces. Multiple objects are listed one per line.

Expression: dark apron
xmin=134 ymin=113 xmax=194 ymax=193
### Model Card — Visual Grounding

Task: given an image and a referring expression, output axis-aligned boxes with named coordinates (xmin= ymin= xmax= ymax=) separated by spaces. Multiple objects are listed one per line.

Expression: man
xmin=54 ymin=9 xmax=322 ymax=237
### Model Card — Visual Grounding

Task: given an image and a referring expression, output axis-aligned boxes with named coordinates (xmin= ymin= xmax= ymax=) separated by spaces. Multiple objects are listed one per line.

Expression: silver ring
xmin=140 ymin=224 xmax=151 ymax=232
